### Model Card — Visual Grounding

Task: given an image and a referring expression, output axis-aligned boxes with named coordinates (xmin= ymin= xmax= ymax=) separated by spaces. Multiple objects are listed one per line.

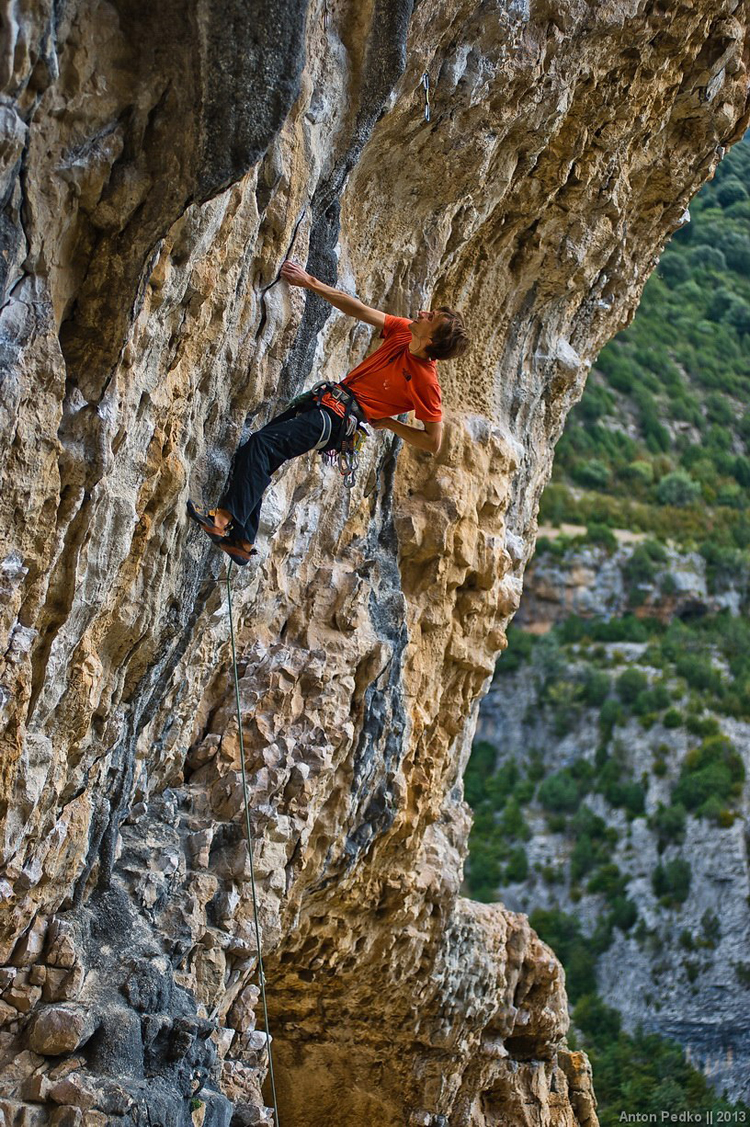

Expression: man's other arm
xmin=280 ymin=261 xmax=386 ymax=330
xmin=372 ymin=417 xmax=442 ymax=455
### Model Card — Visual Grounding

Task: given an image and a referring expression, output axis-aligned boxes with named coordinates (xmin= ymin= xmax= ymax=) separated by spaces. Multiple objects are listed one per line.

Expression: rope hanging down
xmin=226 ymin=563 xmax=281 ymax=1127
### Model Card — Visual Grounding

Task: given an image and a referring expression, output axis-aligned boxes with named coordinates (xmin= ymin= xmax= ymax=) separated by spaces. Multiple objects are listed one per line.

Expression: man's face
xmin=410 ymin=309 xmax=446 ymax=346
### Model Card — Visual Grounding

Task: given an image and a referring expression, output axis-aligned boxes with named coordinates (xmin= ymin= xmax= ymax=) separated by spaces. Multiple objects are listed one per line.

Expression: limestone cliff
xmin=1 ymin=1 xmax=749 ymax=1123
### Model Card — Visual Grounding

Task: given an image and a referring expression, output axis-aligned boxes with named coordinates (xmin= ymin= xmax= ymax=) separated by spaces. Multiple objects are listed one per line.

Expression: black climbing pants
xmin=220 ymin=403 xmax=345 ymax=544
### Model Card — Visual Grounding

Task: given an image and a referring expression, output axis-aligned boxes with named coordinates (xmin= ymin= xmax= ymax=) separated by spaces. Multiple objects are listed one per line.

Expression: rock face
xmin=515 ymin=532 xmax=748 ymax=630
xmin=1 ymin=1 xmax=749 ymax=1123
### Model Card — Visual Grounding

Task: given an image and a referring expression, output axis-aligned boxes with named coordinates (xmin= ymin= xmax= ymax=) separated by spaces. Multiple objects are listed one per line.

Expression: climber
xmin=187 ymin=259 xmax=469 ymax=565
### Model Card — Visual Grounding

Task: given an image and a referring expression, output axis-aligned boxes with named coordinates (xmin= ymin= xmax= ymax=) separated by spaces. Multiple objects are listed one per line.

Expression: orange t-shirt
xmin=322 ymin=315 xmax=442 ymax=423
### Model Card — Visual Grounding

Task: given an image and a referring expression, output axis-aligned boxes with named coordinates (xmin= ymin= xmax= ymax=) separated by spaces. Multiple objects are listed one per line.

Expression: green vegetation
xmin=672 ymin=734 xmax=745 ymax=820
xmin=648 ymin=802 xmax=687 ymax=852
xmin=538 ymin=138 xmax=750 ymax=582
xmin=529 ymin=912 xmax=750 ymax=1126
xmin=652 ymin=857 xmax=692 ymax=906
xmin=500 ymin=612 xmax=750 ymax=727
xmin=572 ymin=995 xmax=749 ymax=1127
xmin=464 ymin=740 xmax=537 ymax=901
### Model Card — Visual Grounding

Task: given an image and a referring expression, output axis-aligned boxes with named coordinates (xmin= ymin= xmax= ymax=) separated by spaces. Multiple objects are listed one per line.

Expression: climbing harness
xmin=285 ymin=380 xmax=369 ymax=490
xmin=225 ymin=565 xmax=281 ymax=1127
xmin=313 ymin=381 xmax=368 ymax=489
xmin=421 ymin=72 xmax=431 ymax=123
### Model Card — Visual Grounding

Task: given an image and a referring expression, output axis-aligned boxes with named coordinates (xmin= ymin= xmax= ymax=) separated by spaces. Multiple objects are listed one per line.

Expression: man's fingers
xmin=281 ymin=260 xmax=308 ymax=286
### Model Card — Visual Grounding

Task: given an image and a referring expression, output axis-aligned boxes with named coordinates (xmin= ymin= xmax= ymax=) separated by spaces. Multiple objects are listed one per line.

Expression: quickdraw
xmin=422 ymin=72 xmax=431 ymax=123
xmin=323 ymin=426 xmax=366 ymax=489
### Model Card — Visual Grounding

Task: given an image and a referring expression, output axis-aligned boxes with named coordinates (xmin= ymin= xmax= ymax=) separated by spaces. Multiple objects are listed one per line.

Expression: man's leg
xmin=218 ymin=407 xmax=341 ymax=544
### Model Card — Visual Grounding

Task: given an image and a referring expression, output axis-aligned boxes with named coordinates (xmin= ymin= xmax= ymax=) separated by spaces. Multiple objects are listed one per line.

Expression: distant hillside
xmin=540 ymin=135 xmax=750 ymax=588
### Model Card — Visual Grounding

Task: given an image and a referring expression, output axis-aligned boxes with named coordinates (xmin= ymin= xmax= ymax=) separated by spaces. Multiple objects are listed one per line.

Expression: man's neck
xmin=408 ymin=340 xmax=430 ymax=360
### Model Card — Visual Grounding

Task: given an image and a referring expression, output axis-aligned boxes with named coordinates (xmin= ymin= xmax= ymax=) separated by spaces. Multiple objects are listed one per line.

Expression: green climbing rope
xmin=226 ymin=562 xmax=281 ymax=1127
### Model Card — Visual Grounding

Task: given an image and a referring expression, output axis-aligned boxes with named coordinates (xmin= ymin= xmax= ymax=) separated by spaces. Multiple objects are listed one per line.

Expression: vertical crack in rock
xmin=278 ymin=0 xmax=414 ymax=402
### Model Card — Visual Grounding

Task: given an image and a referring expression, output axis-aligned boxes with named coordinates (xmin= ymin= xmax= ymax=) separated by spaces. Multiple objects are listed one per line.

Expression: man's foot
xmin=187 ymin=500 xmax=232 ymax=542
xmin=218 ymin=537 xmax=257 ymax=567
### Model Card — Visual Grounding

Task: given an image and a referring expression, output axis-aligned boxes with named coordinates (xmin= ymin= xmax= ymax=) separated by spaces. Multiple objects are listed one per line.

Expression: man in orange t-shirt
xmin=187 ymin=260 xmax=468 ymax=565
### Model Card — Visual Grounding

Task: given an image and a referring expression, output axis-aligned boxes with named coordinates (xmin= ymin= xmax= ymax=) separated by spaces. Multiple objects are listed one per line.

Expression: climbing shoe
xmin=217 ymin=537 xmax=257 ymax=567
xmin=186 ymin=500 xmax=229 ymax=543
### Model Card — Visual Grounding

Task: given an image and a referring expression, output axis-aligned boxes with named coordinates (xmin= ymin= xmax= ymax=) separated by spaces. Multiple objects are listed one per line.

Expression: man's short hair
xmin=426 ymin=308 xmax=469 ymax=361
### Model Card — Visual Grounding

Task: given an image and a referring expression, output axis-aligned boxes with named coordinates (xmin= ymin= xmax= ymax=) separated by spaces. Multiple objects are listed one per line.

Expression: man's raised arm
xmin=280 ymin=260 xmax=386 ymax=330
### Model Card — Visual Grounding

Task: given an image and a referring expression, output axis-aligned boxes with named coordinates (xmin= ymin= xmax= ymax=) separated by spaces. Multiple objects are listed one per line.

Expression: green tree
xmin=656 ymin=471 xmax=701 ymax=506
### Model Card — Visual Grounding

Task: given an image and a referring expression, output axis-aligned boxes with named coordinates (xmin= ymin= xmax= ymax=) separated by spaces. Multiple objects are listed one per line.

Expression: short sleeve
xmin=381 ymin=314 xmax=412 ymax=339
xmin=412 ymin=372 xmax=442 ymax=422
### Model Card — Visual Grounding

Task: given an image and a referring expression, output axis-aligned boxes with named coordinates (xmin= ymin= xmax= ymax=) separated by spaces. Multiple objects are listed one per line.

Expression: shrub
xmin=673 ymin=762 xmax=733 ymax=813
xmin=609 ymin=896 xmax=639 ymax=932
xmin=598 ymin=348 xmax=636 ymax=392
xmin=586 ymin=523 xmax=618 ymax=551
xmin=501 ymin=798 xmax=531 ymax=840
xmin=663 ymin=709 xmax=682 ymax=729
xmin=547 ymin=813 xmax=568 ymax=832
xmin=606 ymin=780 xmax=646 ymax=818
xmin=700 ymin=909 xmax=721 ymax=947
xmin=623 ymin=547 xmax=657 ymax=589
xmin=529 ymin=909 xmax=598 ymax=1002
xmin=672 ymin=734 xmax=745 ymax=817
xmin=571 ymin=803 xmax=614 ymax=841
xmin=466 ymin=841 xmax=503 ymax=901
xmin=716 ymin=176 xmax=749 ymax=207
xmin=623 ymin=460 xmax=654 ymax=487
xmin=543 ymin=679 xmax=584 ymax=737
xmin=587 ymin=863 xmax=627 ymax=898
xmin=538 ymin=769 xmax=581 ymax=813
xmin=734 ymin=456 xmax=750 ymax=487
xmin=527 ymin=754 xmax=546 ymax=782
xmin=573 ymin=993 xmax=622 ymax=1041
xmin=685 ymin=714 xmax=720 ymax=738
xmin=505 ymin=845 xmax=529 ymax=882
xmin=722 ymin=231 xmax=750 ymax=273
xmin=599 ymin=698 xmax=625 ymax=740
xmin=581 ymin=669 xmax=611 ymax=706
xmin=570 ymin=834 xmax=598 ymax=882
xmin=690 ymin=244 xmax=726 ymax=271
xmin=633 ymin=683 xmax=671 ymax=715
xmin=617 ymin=668 xmax=649 ymax=703
xmin=652 ymin=857 xmax=692 ymax=904
xmin=740 ymin=409 xmax=750 ymax=445
xmin=573 ymin=459 xmax=611 ymax=490
xmin=464 ymin=741 xmax=497 ymax=806
xmin=497 ymin=626 xmax=535 ymax=675
xmin=674 ymin=655 xmax=722 ymax=694
xmin=656 ymin=471 xmax=701 ymax=506
xmin=705 ymin=392 xmax=735 ymax=426
xmin=514 ymin=776 xmax=536 ymax=804
xmin=579 ymin=385 xmax=615 ymax=421
xmin=734 ymin=963 xmax=750 ymax=988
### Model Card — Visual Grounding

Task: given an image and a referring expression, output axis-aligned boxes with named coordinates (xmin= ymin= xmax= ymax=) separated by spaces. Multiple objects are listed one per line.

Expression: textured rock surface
xmin=2 ymin=0 xmax=750 ymax=1122
xmin=515 ymin=531 xmax=748 ymax=630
